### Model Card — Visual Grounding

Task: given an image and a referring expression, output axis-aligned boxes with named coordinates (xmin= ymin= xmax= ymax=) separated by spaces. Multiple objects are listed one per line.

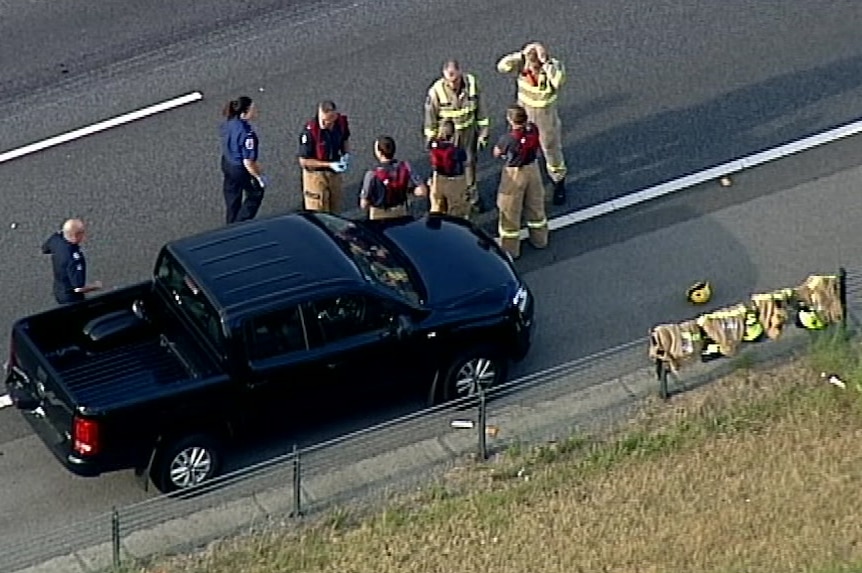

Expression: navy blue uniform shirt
xmin=430 ymin=141 xmax=468 ymax=177
xmin=360 ymin=160 xmax=423 ymax=207
xmin=496 ymin=127 xmax=540 ymax=168
xmin=297 ymin=119 xmax=350 ymax=164
xmin=221 ymin=118 xmax=259 ymax=166
xmin=42 ymin=232 xmax=86 ymax=303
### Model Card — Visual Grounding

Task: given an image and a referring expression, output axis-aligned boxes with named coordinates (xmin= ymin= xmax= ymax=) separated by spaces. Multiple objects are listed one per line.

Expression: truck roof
xmin=165 ymin=213 xmax=364 ymax=314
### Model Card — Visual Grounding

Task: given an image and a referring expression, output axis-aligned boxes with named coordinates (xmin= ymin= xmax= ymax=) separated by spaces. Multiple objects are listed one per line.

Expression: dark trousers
xmin=222 ymin=157 xmax=265 ymax=224
xmin=54 ymin=289 xmax=84 ymax=305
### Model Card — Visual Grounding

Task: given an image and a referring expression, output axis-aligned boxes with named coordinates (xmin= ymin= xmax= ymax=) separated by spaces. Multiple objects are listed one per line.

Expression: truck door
xmin=300 ymin=292 xmax=417 ymax=412
xmin=240 ymin=304 xmax=327 ymax=434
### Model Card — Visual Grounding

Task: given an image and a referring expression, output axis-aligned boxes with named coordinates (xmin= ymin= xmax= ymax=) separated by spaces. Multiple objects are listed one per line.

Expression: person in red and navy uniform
xmin=359 ymin=136 xmax=427 ymax=220
xmin=427 ymin=119 xmax=470 ymax=219
xmin=297 ymin=100 xmax=351 ymax=213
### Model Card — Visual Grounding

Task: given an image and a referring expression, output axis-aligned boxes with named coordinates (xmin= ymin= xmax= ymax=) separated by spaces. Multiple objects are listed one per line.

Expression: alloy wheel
xmin=169 ymin=446 xmax=213 ymax=489
xmin=454 ymin=357 xmax=497 ymax=396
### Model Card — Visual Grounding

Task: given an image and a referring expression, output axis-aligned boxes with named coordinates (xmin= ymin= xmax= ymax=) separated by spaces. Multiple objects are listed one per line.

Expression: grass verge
xmin=127 ymin=332 xmax=862 ymax=573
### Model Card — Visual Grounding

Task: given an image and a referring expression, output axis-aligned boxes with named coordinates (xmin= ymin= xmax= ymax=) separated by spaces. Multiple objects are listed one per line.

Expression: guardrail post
xmin=839 ymin=267 xmax=848 ymax=336
xmin=656 ymin=359 xmax=669 ymax=401
xmin=290 ymin=444 xmax=303 ymax=519
xmin=111 ymin=506 xmax=121 ymax=569
xmin=477 ymin=386 xmax=488 ymax=461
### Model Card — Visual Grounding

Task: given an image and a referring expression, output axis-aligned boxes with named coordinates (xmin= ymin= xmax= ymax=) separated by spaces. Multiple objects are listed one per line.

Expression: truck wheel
xmin=441 ymin=347 xmax=508 ymax=403
xmin=151 ymin=434 xmax=222 ymax=494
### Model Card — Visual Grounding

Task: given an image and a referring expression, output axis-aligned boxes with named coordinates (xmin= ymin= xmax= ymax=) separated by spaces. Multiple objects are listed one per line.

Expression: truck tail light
xmin=72 ymin=416 xmax=101 ymax=456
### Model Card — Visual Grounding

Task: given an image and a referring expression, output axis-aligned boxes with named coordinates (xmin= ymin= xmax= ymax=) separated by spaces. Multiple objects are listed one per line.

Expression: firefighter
xmin=492 ymin=104 xmax=548 ymax=259
xmin=359 ymin=136 xmax=428 ymax=221
xmin=428 ymin=120 xmax=470 ymax=219
xmin=297 ymin=100 xmax=351 ymax=213
xmin=423 ymin=59 xmax=489 ymax=212
xmin=496 ymin=42 xmax=568 ymax=206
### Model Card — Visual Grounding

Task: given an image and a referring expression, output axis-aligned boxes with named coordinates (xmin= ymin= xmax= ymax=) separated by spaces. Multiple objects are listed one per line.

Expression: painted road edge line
xmin=522 ymin=116 xmax=862 ymax=240
xmin=0 ymin=394 xmax=12 ymax=409
xmin=0 ymin=91 xmax=204 ymax=164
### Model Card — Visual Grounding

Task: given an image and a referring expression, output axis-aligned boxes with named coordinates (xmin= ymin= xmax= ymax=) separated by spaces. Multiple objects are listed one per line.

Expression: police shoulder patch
xmin=244 ymin=137 xmax=256 ymax=150
xmin=301 ymin=133 xmax=308 ymax=144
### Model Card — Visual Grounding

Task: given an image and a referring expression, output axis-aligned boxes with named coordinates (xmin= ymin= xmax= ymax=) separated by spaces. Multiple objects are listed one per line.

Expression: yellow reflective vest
xmin=496 ymin=51 xmax=566 ymax=109
xmin=423 ymin=73 xmax=489 ymax=140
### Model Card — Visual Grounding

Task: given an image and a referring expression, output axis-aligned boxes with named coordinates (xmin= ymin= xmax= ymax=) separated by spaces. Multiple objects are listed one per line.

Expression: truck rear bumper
xmin=18 ymin=408 xmax=101 ymax=477
xmin=5 ymin=370 xmax=102 ymax=478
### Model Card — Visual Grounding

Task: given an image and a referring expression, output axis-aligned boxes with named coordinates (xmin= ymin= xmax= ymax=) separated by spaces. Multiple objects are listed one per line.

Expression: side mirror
xmin=394 ymin=314 xmax=414 ymax=340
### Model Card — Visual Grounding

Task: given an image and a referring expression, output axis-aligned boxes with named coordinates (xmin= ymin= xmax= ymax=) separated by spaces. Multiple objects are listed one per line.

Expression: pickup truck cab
xmin=5 ymin=212 xmax=534 ymax=493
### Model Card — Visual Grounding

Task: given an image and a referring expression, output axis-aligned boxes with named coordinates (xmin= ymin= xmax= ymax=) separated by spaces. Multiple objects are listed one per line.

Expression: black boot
xmin=552 ymin=179 xmax=567 ymax=206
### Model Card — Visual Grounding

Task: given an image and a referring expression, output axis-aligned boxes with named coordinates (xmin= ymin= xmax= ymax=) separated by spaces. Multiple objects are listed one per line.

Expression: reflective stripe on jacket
xmin=424 ymin=73 xmax=489 ymax=139
xmin=496 ymin=51 xmax=566 ymax=108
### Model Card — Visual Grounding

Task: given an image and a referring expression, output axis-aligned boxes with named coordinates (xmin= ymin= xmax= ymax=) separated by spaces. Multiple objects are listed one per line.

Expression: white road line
xmin=0 ymin=91 xmax=204 ymax=165
xmin=0 ymin=394 xmax=12 ymax=409
xmin=521 ymin=116 xmax=862 ymax=240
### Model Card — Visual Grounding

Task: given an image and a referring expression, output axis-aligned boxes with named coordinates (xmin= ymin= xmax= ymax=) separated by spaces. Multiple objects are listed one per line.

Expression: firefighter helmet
xmin=687 ymin=281 xmax=712 ymax=305
xmin=797 ymin=306 xmax=826 ymax=330
xmin=743 ymin=310 xmax=764 ymax=342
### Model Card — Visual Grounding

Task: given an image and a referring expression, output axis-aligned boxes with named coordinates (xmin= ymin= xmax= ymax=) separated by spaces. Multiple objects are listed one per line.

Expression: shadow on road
xmin=511 ymin=204 xmax=760 ymax=371
xmin=560 ymin=53 xmax=862 ymax=209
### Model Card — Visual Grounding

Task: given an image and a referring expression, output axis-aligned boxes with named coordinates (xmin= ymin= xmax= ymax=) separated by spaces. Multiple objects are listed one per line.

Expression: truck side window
xmin=247 ymin=306 xmax=308 ymax=362
xmin=305 ymin=294 xmax=393 ymax=346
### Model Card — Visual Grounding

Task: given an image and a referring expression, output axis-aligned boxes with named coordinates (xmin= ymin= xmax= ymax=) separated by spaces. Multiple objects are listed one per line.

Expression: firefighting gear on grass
xmin=497 ymin=42 xmax=568 ymax=206
xmin=751 ymin=289 xmax=793 ymax=340
xmin=686 ymin=281 xmax=712 ymax=305
xmin=649 ymin=275 xmax=845 ymax=374
xmin=796 ymin=274 xmax=843 ymax=325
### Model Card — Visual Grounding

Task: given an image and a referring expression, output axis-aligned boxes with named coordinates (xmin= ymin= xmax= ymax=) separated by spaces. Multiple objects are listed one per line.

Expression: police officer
xmin=297 ymin=100 xmax=351 ymax=213
xmin=492 ymin=104 xmax=549 ymax=260
xmin=41 ymin=219 xmax=102 ymax=305
xmin=220 ymin=96 xmax=267 ymax=224
xmin=359 ymin=136 xmax=428 ymax=220
xmin=428 ymin=120 xmax=470 ymax=220
xmin=497 ymin=42 xmax=568 ymax=205
xmin=423 ymin=59 xmax=490 ymax=212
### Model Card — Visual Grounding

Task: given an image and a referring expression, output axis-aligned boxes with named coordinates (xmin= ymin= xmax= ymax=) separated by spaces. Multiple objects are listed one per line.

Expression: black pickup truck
xmin=5 ymin=212 xmax=534 ymax=493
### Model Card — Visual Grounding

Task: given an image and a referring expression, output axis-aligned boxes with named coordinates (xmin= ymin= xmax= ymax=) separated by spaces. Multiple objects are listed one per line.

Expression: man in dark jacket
xmin=42 ymin=219 xmax=102 ymax=305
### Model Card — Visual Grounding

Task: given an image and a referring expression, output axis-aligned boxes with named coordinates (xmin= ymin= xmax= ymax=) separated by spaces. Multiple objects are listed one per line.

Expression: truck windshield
xmin=155 ymin=250 xmax=226 ymax=359
xmin=311 ymin=213 xmax=423 ymax=306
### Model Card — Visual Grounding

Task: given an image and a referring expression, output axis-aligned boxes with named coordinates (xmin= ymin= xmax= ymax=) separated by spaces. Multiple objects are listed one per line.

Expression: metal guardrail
xmin=0 ymin=338 xmax=647 ymax=573
xmin=4 ymin=270 xmax=860 ymax=573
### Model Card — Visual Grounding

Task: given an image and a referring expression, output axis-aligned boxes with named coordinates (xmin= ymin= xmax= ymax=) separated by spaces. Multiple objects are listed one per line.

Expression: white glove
xmin=341 ymin=153 xmax=351 ymax=169
xmin=330 ymin=161 xmax=347 ymax=174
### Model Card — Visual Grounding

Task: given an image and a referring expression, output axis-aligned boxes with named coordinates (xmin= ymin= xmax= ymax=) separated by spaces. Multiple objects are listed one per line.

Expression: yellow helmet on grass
xmin=797 ymin=306 xmax=826 ymax=330
xmin=687 ymin=281 xmax=712 ymax=305
xmin=743 ymin=310 xmax=764 ymax=342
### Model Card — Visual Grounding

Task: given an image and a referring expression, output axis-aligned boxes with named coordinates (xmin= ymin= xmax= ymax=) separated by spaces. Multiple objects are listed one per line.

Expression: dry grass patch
xmin=130 ymin=335 xmax=862 ymax=573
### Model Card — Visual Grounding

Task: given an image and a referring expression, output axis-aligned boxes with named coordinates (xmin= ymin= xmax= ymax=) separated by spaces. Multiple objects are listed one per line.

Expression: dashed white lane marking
xmin=0 ymin=394 xmax=12 ymax=409
xmin=0 ymin=91 xmax=204 ymax=165
xmin=521 ymin=116 xmax=862 ymax=240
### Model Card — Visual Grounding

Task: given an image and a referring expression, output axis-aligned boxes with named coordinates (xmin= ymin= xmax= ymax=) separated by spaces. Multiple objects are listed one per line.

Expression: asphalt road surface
xmin=2 ymin=0 xmax=862 ymax=563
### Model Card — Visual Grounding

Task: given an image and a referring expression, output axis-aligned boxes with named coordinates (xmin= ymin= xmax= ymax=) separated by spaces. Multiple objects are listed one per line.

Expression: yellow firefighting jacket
xmin=423 ymin=73 xmax=489 ymax=140
xmin=496 ymin=51 xmax=566 ymax=109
